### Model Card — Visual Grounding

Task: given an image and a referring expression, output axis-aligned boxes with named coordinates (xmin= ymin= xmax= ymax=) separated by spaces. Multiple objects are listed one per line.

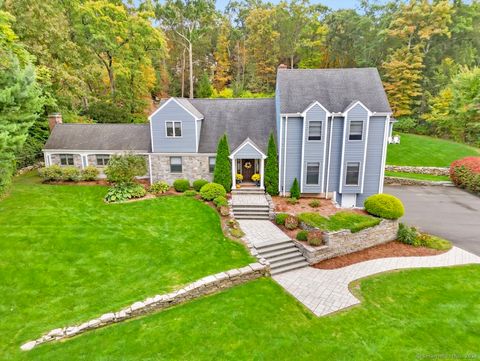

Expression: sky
xmin=216 ymin=0 xmax=372 ymax=11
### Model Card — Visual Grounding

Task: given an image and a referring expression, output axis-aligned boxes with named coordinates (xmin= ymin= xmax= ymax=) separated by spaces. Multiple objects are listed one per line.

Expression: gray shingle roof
xmin=187 ymin=98 xmax=276 ymax=153
xmin=175 ymin=97 xmax=204 ymax=119
xmin=277 ymin=68 xmax=392 ymax=114
xmin=43 ymin=124 xmax=151 ymax=151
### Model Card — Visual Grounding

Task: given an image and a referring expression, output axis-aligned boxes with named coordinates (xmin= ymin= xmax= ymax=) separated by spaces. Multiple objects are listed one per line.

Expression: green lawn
xmin=385 ymin=171 xmax=451 ymax=182
xmin=23 ymin=266 xmax=480 ymax=360
xmin=298 ymin=211 xmax=381 ymax=233
xmin=0 ymin=173 xmax=252 ymax=360
xmin=387 ymin=133 xmax=480 ymax=167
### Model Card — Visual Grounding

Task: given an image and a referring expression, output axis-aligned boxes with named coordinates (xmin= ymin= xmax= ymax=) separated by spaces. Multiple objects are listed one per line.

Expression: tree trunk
xmin=189 ymin=41 xmax=193 ymax=99
xmin=181 ymin=48 xmax=186 ymax=98
xmin=107 ymin=55 xmax=115 ymax=100
xmin=290 ymin=55 xmax=294 ymax=69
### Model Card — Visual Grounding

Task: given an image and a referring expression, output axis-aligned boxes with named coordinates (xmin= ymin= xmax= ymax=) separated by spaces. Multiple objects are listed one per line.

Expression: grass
xmin=385 ymin=171 xmax=451 ymax=182
xmin=23 ymin=266 xmax=480 ymax=360
xmin=0 ymin=173 xmax=252 ymax=360
xmin=387 ymin=133 xmax=480 ymax=167
xmin=298 ymin=211 xmax=381 ymax=233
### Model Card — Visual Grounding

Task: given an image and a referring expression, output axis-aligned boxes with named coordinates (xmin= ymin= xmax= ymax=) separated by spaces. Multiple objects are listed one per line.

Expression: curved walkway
xmin=273 ymin=246 xmax=480 ymax=316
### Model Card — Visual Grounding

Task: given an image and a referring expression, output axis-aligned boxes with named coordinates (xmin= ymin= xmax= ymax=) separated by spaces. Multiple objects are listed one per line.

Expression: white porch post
xmin=231 ymin=157 xmax=236 ymax=189
xmin=260 ymin=158 xmax=265 ymax=189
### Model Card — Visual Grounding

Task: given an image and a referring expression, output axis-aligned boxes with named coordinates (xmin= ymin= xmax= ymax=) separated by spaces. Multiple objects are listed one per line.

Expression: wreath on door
xmin=244 ymin=162 xmax=252 ymax=169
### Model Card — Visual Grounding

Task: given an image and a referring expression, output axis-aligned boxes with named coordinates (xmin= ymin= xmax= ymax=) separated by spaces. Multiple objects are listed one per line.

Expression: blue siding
xmin=284 ymin=117 xmax=302 ymax=193
xmin=341 ymin=104 xmax=369 ymax=194
xmin=303 ymin=104 xmax=327 ymax=193
xmin=151 ymin=100 xmax=197 ymax=153
xmin=357 ymin=116 xmax=387 ymax=206
xmin=275 ymin=84 xmax=282 ymax=147
xmin=235 ymin=142 xmax=263 ymax=159
xmin=327 ymin=116 xmax=344 ymax=194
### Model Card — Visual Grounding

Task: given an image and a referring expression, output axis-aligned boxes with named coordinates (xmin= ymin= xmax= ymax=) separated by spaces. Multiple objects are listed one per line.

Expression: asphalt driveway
xmin=385 ymin=185 xmax=480 ymax=255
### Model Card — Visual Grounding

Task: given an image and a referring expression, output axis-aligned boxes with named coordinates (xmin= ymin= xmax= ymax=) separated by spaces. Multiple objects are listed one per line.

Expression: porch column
xmin=260 ymin=158 xmax=265 ymax=189
xmin=231 ymin=157 xmax=236 ymax=189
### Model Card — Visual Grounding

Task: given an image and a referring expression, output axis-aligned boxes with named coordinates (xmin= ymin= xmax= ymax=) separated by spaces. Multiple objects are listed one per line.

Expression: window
xmin=345 ymin=162 xmax=360 ymax=185
xmin=349 ymin=121 xmax=363 ymax=141
xmin=170 ymin=157 xmax=182 ymax=173
xmin=306 ymin=162 xmax=320 ymax=185
xmin=308 ymin=121 xmax=322 ymax=141
xmin=60 ymin=154 xmax=74 ymax=166
xmin=96 ymin=154 xmax=110 ymax=166
xmin=209 ymin=157 xmax=216 ymax=173
xmin=166 ymin=121 xmax=182 ymax=137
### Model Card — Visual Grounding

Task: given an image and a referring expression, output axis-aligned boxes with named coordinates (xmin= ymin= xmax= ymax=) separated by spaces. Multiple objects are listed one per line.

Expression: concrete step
xmin=232 ymin=204 xmax=270 ymax=209
xmin=255 ymin=238 xmax=292 ymax=250
xmin=257 ymin=243 xmax=298 ymax=255
xmin=233 ymin=208 xmax=269 ymax=213
xmin=271 ymin=261 xmax=309 ymax=275
xmin=258 ymin=246 xmax=299 ymax=259
xmin=232 ymin=189 xmax=265 ymax=194
xmin=235 ymin=215 xmax=270 ymax=220
xmin=268 ymin=250 xmax=304 ymax=263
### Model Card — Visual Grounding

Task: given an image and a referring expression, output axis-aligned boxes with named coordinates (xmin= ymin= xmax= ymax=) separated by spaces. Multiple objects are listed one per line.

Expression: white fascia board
xmin=229 ymin=138 xmax=267 ymax=159
xmin=148 ymin=97 xmax=203 ymax=121
xmin=301 ymin=101 xmax=331 ymax=117
xmin=343 ymin=100 xmax=373 ymax=116
xmin=43 ymin=149 xmax=150 ymax=154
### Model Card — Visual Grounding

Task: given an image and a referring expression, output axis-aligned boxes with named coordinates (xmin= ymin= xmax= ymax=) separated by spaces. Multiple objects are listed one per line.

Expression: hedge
xmin=173 ymin=179 xmax=190 ymax=192
xmin=364 ymin=194 xmax=404 ymax=219
xmin=450 ymin=157 xmax=480 ymax=194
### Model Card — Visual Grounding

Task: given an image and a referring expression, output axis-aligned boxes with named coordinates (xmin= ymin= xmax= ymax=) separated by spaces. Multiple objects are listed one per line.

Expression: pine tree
xmin=290 ymin=178 xmax=300 ymax=199
xmin=264 ymin=133 xmax=279 ymax=195
xmin=213 ymin=134 xmax=232 ymax=192
xmin=195 ymin=73 xmax=213 ymax=98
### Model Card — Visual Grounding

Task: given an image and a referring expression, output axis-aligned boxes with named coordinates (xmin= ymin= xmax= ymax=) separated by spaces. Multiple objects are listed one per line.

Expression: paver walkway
xmin=238 ymin=220 xmax=290 ymax=247
xmin=274 ymin=246 xmax=480 ymax=316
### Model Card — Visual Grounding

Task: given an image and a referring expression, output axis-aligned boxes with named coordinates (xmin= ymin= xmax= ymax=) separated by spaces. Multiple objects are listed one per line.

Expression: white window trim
xmin=348 ymin=120 xmax=364 ymax=142
xmin=208 ymin=156 xmax=216 ymax=173
xmin=307 ymin=120 xmax=323 ymax=142
xmin=60 ymin=154 xmax=75 ymax=166
xmin=170 ymin=156 xmax=183 ymax=173
xmin=95 ymin=154 xmax=110 ymax=167
xmin=165 ymin=121 xmax=183 ymax=138
xmin=305 ymin=162 xmax=321 ymax=185
xmin=345 ymin=162 xmax=361 ymax=186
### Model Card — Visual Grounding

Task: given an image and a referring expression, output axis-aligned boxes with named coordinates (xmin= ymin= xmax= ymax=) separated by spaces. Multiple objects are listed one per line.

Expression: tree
xmin=104 ymin=154 xmax=148 ymax=184
xmin=264 ymin=133 xmax=279 ymax=195
xmin=0 ymin=9 xmax=43 ymax=194
xmin=213 ymin=134 xmax=232 ymax=192
xmin=195 ymin=73 xmax=213 ymax=98
xmin=290 ymin=178 xmax=300 ymax=199
xmin=213 ymin=19 xmax=232 ymax=91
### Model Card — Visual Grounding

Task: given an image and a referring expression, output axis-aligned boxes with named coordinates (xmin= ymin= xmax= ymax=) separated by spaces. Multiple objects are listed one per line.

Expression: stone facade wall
xmin=21 ymin=262 xmax=269 ymax=351
xmin=50 ymin=154 xmax=83 ymax=168
xmin=385 ymin=165 xmax=449 ymax=176
xmin=384 ymin=176 xmax=451 ymax=186
xmin=295 ymin=219 xmax=399 ymax=264
xmin=150 ymin=154 xmax=213 ymax=184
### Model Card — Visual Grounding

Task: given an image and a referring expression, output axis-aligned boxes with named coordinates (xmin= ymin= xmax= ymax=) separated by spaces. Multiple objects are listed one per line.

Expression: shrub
xmin=200 ymin=182 xmax=226 ymax=200
xmin=62 ymin=166 xmax=81 ymax=181
xmin=193 ymin=179 xmax=209 ymax=192
xmin=450 ymin=157 xmax=480 ymax=194
xmin=104 ymin=183 xmax=146 ymax=203
xmin=364 ymin=194 xmax=404 ymax=219
xmin=275 ymin=213 xmax=289 ymax=225
xmin=284 ymin=215 xmax=299 ymax=230
xmin=105 ymin=154 xmax=147 ymax=184
xmin=173 ymin=179 xmax=190 ymax=192
xmin=397 ymin=223 xmax=418 ymax=245
xmin=287 ymin=197 xmax=298 ymax=205
xmin=149 ymin=181 xmax=170 ymax=195
xmin=38 ymin=165 xmax=63 ymax=181
xmin=81 ymin=166 xmax=99 ymax=181
xmin=264 ymin=132 xmax=279 ymax=195
xmin=307 ymin=230 xmax=323 ymax=246
xmin=230 ymin=228 xmax=245 ymax=238
xmin=309 ymin=199 xmax=320 ymax=208
xmin=290 ymin=178 xmax=300 ymax=199
xmin=219 ymin=205 xmax=230 ymax=216
xmin=213 ymin=196 xmax=228 ymax=207
xmin=296 ymin=230 xmax=308 ymax=241
xmin=184 ymin=190 xmax=197 ymax=197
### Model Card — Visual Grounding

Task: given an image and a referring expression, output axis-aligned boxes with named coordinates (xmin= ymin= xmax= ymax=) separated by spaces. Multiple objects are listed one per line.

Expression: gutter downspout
xmin=325 ymin=115 xmax=335 ymax=198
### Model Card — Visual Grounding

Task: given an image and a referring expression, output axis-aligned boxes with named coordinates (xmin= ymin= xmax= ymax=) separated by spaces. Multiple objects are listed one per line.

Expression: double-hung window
xmin=60 ymin=154 xmax=74 ymax=166
xmin=170 ymin=157 xmax=182 ymax=173
xmin=306 ymin=162 xmax=320 ymax=185
xmin=166 ymin=121 xmax=182 ymax=137
xmin=209 ymin=157 xmax=216 ymax=173
xmin=96 ymin=154 xmax=110 ymax=166
xmin=345 ymin=162 xmax=360 ymax=186
xmin=308 ymin=121 xmax=322 ymax=141
xmin=349 ymin=121 xmax=363 ymax=141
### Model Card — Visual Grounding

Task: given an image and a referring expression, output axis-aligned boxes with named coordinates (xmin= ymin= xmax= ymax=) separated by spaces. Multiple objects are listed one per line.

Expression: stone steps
xmin=255 ymin=240 xmax=308 ymax=275
xmin=232 ymin=188 xmax=265 ymax=195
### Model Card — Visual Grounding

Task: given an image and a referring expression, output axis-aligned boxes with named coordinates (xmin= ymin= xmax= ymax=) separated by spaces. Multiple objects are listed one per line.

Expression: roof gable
xmin=229 ymin=138 xmax=266 ymax=159
xmin=149 ymin=97 xmax=203 ymax=121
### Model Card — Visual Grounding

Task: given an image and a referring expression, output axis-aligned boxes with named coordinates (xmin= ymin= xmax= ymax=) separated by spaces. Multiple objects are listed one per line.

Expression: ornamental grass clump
xmin=284 ymin=215 xmax=299 ymax=230
xmin=307 ymin=230 xmax=323 ymax=246
xmin=364 ymin=194 xmax=404 ymax=219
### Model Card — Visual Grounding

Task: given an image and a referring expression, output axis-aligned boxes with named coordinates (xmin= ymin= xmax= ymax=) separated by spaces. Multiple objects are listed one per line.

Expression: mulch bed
xmin=313 ymin=241 xmax=447 ymax=269
xmin=272 ymin=196 xmax=367 ymax=217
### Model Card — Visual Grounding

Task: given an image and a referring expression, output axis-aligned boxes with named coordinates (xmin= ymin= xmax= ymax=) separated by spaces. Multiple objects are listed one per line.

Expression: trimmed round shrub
xmin=284 ymin=215 xmax=299 ymax=230
xmin=307 ymin=230 xmax=323 ymax=246
xmin=184 ymin=190 xmax=197 ymax=197
xmin=364 ymin=194 xmax=404 ymax=219
xmin=199 ymin=182 xmax=226 ymax=200
xmin=275 ymin=213 xmax=289 ymax=225
xmin=62 ymin=166 xmax=81 ymax=181
xmin=149 ymin=181 xmax=170 ymax=195
xmin=193 ymin=179 xmax=209 ymax=192
xmin=81 ymin=166 xmax=99 ymax=181
xmin=173 ymin=179 xmax=190 ymax=192
xmin=296 ymin=230 xmax=308 ymax=241
xmin=213 ymin=196 xmax=228 ymax=207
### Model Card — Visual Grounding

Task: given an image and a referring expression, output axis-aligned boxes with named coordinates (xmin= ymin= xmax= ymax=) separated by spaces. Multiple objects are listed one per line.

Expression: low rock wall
xmin=385 ymin=165 xmax=449 ymax=176
xmin=384 ymin=176 xmax=452 ymax=186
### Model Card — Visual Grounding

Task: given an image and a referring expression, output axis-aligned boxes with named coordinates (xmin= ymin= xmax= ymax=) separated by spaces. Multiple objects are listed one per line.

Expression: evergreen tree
xmin=213 ymin=134 xmax=232 ymax=192
xmin=290 ymin=178 xmax=300 ymax=199
xmin=195 ymin=73 xmax=213 ymax=98
xmin=264 ymin=132 xmax=279 ymax=195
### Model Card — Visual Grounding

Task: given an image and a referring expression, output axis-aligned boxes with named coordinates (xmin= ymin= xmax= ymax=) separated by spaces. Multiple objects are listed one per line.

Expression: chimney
xmin=48 ymin=113 xmax=62 ymax=132
xmin=278 ymin=64 xmax=288 ymax=70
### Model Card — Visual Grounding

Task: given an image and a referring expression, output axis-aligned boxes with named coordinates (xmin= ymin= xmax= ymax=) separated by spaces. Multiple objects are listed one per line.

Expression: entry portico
xmin=229 ymin=138 xmax=267 ymax=189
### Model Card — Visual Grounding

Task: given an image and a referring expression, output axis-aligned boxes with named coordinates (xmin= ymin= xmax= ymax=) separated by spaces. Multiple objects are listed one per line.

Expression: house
xmin=43 ymin=67 xmax=394 ymax=208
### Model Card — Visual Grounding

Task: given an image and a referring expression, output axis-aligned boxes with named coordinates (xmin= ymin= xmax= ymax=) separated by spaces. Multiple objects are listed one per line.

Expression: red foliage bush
xmin=450 ymin=157 xmax=480 ymax=194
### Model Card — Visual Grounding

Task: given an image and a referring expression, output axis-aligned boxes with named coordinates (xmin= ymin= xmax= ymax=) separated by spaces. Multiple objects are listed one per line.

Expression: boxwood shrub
xmin=193 ymin=179 xmax=209 ymax=192
xmin=184 ymin=190 xmax=197 ymax=197
xmin=213 ymin=196 xmax=228 ymax=207
xmin=364 ymin=194 xmax=404 ymax=219
xmin=296 ymin=230 xmax=308 ymax=241
xmin=199 ymin=182 xmax=226 ymax=200
xmin=173 ymin=179 xmax=190 ymax=192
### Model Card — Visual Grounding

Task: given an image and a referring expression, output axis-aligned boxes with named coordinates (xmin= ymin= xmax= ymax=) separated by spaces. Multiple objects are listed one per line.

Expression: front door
xmin=241 ymin=159 xmax=255 ymax=182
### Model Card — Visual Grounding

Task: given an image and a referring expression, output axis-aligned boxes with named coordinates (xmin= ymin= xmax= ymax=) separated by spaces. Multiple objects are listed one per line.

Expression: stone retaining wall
xmin=385 ymin=165 xmax=449 ymax=176
xmin=295 ymin=219 xmax=399 ymax=264
xmin=21 ymin=262 xmax=269 ymax=351
xmin=384 ymin=176 xmax=452 ymax=186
